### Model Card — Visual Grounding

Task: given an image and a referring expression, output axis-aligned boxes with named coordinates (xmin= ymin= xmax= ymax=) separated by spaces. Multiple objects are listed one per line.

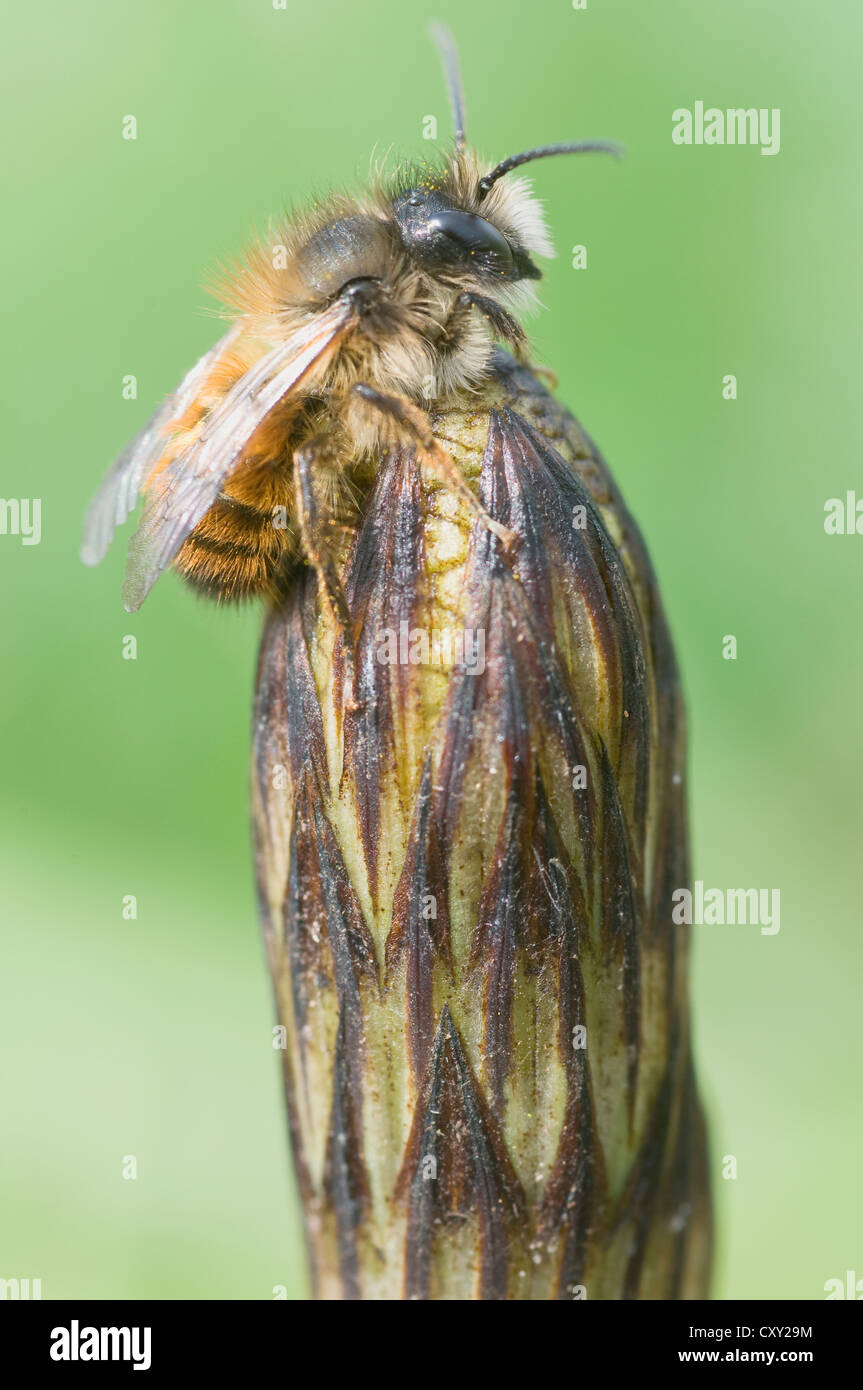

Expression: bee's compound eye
xmin=394 ymin=189 xmax=531 ymax=280
xmin=426 ymin=210 xmax=514 ymax=272
xmin=293 ymin=214 xmax=391 ymax=302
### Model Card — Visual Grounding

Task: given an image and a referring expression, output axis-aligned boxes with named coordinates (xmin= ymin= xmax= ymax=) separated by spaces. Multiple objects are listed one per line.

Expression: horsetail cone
xmin=253 ymin=353 xmax=712 ymax=1300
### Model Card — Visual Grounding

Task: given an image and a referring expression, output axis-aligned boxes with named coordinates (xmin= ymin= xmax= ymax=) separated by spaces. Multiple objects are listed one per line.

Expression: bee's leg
xmin=292 ymin=436 xmax=360 ymax=711
xmin=440 ymin=293 xmax=555 ymax=385
xmin=439 ymin=291 xmax=527 ymax=359
xmin=350 ymin=384 xmax=519 ymax=559
xmin=525 ymin=361 xmax=558 ymax=390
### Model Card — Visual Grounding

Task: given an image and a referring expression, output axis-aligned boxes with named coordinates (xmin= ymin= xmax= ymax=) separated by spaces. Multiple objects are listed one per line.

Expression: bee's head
xmin=385 ymin=24 xmax=620 ymax=292
xmin=388 ymin=139 xmax=620 ymax=297
xmin=216 ymin=27 xmax=619 ymax=405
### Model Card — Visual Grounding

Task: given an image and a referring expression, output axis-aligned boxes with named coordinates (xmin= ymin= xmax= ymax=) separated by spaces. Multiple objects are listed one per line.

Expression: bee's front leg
xmin=439 ymin=291 xmax=527 ymax=358
xmin=292 ymin=435 xmax=360 ymax=712
xmin=349 ymin=384 xmax=518 ymax=560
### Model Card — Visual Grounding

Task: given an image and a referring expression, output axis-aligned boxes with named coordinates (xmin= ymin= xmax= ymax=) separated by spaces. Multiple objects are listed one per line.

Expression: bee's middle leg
xmin=350 ymin=384 xmax=518 ymax=558
xmin=292 ymin=435 xmax=359 ymax=710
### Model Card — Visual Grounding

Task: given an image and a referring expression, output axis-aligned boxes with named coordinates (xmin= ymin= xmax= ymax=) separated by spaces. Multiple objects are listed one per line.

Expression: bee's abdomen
xmin=175 ymin=464 xmax=298 ymax=602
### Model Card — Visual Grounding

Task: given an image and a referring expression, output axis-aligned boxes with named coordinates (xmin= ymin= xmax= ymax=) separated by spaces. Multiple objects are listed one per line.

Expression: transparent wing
xmin=122 ymin=301 xmax=356 ymax=612
xmin=80 ymin=327 xmax=242 ymax=568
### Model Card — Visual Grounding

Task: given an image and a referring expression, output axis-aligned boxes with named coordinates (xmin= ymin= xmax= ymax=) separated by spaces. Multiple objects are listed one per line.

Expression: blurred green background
xmin=1 ymin=0 xmax=860 ymax=1300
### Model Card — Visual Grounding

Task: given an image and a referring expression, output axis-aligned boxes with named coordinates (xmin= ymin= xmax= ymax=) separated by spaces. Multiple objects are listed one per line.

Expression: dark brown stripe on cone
xmin=483 ymin=408 xmax=652 ymax=872
xmin=341 ymin=449 xmax=426 ymax=910
xmin=324 ymin=1012 xmax=370 ymax=1300
xmin=386 ymin=756 xmax=453 ymax=1079
xmin=597 ymin=735 xmax=643 ymax=1123
xmin=397 ymin=1006 xmax=527 ymax=1300
xmin=254 ymin=586 xmax=329 ymax=815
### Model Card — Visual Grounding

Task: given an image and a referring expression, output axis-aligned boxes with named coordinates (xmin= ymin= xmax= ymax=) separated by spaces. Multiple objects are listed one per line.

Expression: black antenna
xmin=478 ymin=140 xmax=623 ymax=199
xmin=428 ymin=22 xmax=467 ymax=152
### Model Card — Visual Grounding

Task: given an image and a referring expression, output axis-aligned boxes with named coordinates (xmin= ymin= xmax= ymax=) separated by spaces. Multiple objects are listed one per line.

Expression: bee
xmin=81 ymin=25 xmax=619 ymax=685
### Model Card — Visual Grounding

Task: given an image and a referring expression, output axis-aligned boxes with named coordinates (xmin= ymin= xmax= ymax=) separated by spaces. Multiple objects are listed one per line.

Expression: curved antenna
xmin=478 ymin=140 xmax=623 ymax=199
xmin=428 ymin=22 xmax=467 ymax=151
